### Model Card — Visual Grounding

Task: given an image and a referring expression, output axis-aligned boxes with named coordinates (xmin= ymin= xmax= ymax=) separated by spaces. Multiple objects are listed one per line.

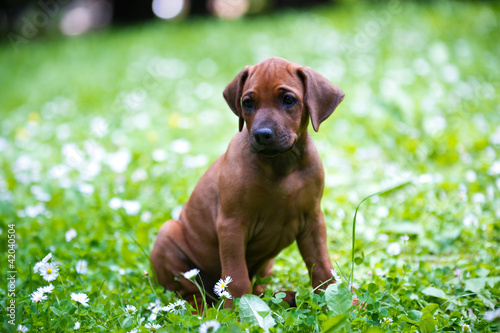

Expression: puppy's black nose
xmin=254 ymin=127 xmax=274 ymax=144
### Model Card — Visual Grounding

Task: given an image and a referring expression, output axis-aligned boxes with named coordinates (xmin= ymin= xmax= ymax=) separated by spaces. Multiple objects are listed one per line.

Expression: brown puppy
xmin=151 ymin=57 xmax=344 ymax=305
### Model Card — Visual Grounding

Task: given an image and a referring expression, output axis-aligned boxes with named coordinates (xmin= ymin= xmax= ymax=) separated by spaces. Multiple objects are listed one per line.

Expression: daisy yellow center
xmin=221 ymin=283 xmax=226 ymax=288
xmin=47 ymin=268 xmax=52 ymax=274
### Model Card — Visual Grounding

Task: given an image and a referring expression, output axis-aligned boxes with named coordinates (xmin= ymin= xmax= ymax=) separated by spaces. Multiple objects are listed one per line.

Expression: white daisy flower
xmin=375 ymin=206 xmax=389 ymax=218
xmin=106 ymin=148 xmax=131 ymax=173
xmin=152 ymin=149 xmax=168 ymax=162
xmin=74 ymin=322 xmax=80 ymax=330
xmin=77 ymin=183 xmax=94 ymax=196
xmin=182 ymin=268 xmax=200 ymax=280
xmin=330 ymin=268 xmax=343 ymax=283
xmin=462 ymin=324 xmax=471 ymax=332
xmin=167 ymin=299 xmax=186 ymax=315
xmin=125 ymin=305 xmax=137 ymax=314
xmin=214 ymin=276 xmax=233 ymax=298
xmin=463 ymin=213 xmax=478 ymax=228
xmin=386 ymin=242 xmax=401 ymax=256
xmin=31 ymin=290 xmax=47 ymax=303
xmin=122 ymin=200 xmax=141 ymax=215
xmin=65 ymin=229 xmax=77 ymax=242
xmin=145 ymin=323 xmax=162 ymax=331
xmin=400 ymin=234 xmax=409 ymax=242
xmin=472 ymin=192 xmax=486 ymax=204
xmin=416 ymin=173 xmax=434 ymax=184
xmin=39 ymin=262 xmax=59 ymax=282
xmin=37 ymin=284 xmax=55 ymax=294
xmin=70 ymin=292 xmax=90 ymax=307
xmin=489 ymin=161 xmax=500 ymax=176
xmin=382 ymin=317 xmax=393 ymax=325
xmin=218 ymin=290 xmax=232 ymax=299
xmin=171 ymin=138 xmax=191 ymax=154
xmin=147 ymin=299 xmax=169 ymax=320
xmin=199 ymin=319 xmax=221 ymax=333
xmin=76 ymin=260 xmax=88 ymax=275
xmin=147 ymin=300 xmax=162 ymax=310
xmin=140 ymin=211 xmax=153 ymax=222
xmin=149 ymin=307 xmax=160 ymax=321
xmin=131 ymin=168 xmax=148 ymax=182
xmin=17 ymin=325 xmax=29 ymax=332
xmin=109 ymin=197 xmax=123 ymax=210
xmin=24 ymin=203 xmax=47 ymax=218
xmin=465 ymin=170 xmax=476 ymax=182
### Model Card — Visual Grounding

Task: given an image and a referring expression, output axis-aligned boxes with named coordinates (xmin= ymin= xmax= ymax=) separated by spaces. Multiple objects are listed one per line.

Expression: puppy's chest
xmin=248 ymin=171 xmax=318 ymax=211
xmin=245 ymin=208 xmax=303 ymax=258
xmin=244 ymin=177 xmax=314 ymax=255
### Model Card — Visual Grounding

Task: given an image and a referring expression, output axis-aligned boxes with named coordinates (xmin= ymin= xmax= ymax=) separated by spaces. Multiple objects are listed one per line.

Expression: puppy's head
xmin=223 ymin=57 xmax=344 ymax=156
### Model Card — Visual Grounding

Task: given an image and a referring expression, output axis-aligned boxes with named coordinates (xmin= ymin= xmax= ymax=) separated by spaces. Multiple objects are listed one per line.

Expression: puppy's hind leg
xmin=150 ymin=220 xmax=201 ymax=306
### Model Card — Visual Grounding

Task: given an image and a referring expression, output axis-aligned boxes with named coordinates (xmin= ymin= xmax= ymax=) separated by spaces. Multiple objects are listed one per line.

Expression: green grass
xmin=1 ymin=1 xmax=500 ymax=332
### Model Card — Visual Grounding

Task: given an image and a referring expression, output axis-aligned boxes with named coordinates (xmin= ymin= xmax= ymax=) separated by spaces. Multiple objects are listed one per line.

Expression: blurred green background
xmin=1 ymin=0 xmax=500 ymax=331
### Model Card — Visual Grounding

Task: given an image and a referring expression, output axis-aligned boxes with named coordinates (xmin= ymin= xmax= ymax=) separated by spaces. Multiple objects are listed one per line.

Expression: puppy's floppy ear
xmin=223 ymin=66 xmax=251 ymax=132
xmin=298 ymin=66 xmax=345 ymax=132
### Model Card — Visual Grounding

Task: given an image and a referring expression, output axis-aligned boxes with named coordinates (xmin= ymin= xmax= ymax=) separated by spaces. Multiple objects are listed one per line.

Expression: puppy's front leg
xmin=217 ymin=216 xmax=252 ymax=304
xmin=297 ymin=210 xmax=334 ymax=289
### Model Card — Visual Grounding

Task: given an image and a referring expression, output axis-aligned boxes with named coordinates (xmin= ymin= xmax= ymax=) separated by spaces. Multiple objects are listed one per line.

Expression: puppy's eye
xmin=282 ymin=95 xmax=297 ymax=107
xmin=242 ymin=98 xmax=254 ymax=110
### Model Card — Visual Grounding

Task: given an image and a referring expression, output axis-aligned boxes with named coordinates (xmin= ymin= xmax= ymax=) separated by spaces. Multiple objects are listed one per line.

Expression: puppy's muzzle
xmin=250 ymin=127 xmax=294 ymax=156
xmin=254 ymin=127 xmax=275 ymax=145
